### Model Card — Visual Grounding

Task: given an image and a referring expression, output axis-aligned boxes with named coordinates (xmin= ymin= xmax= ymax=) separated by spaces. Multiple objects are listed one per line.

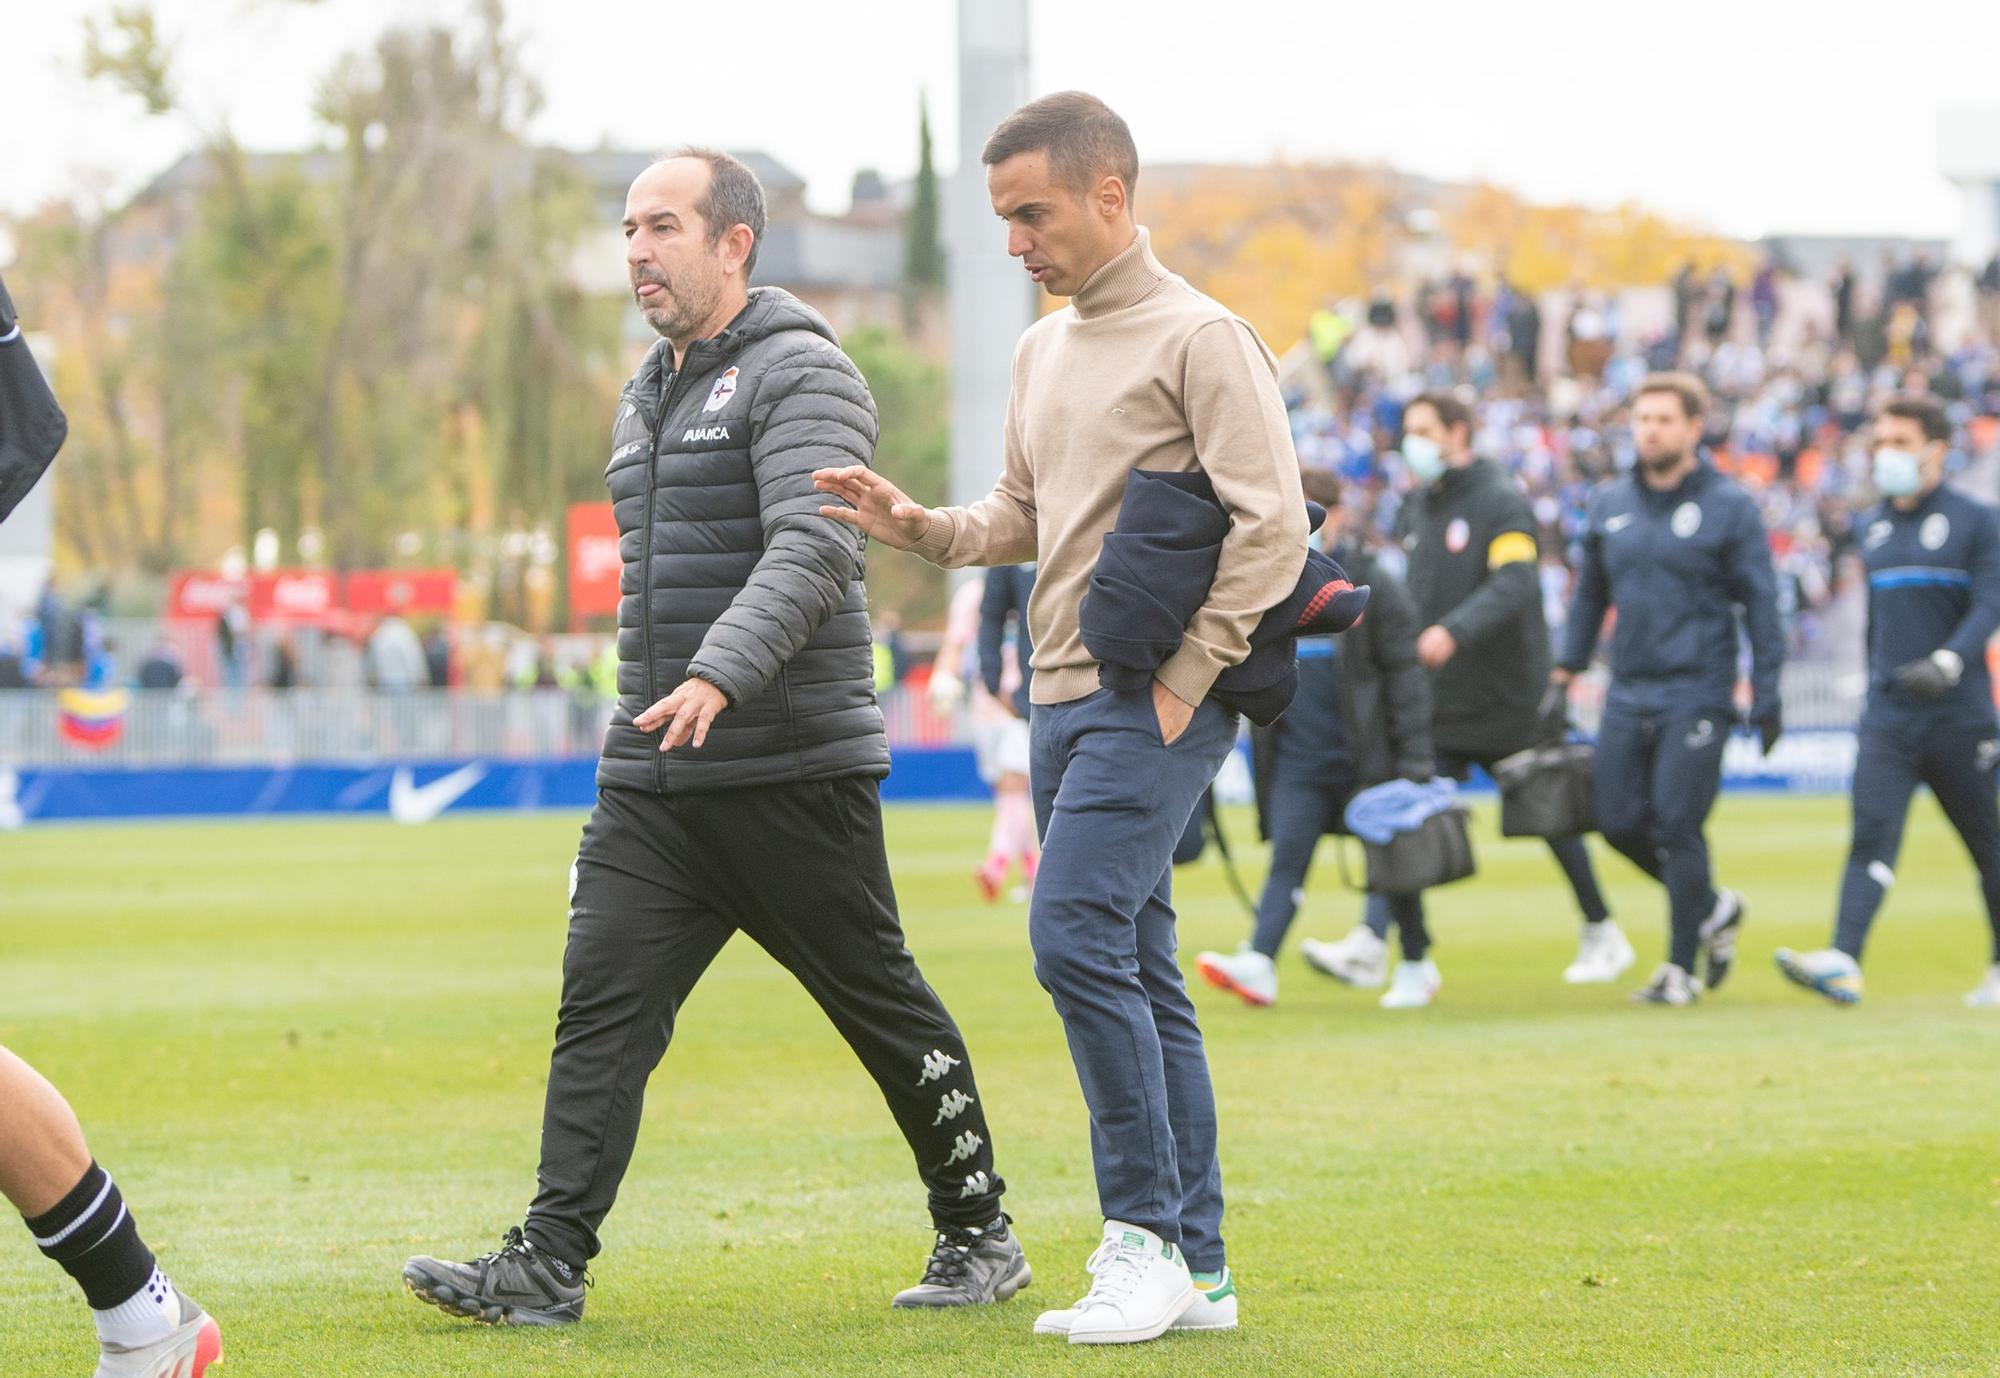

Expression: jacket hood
xmin=630 ymin=286 xmax=840 ymax=396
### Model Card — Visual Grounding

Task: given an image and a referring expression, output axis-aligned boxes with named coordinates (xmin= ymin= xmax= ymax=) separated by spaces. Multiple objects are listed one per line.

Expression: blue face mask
xmin=1402 ymin=434 xmax=1446 ymax=485
xmin=1873 ymin=447 xmax=1922 ymax=498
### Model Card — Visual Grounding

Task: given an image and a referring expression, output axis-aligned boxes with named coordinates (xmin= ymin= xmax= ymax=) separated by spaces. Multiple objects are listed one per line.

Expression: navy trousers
xmin=1028 ymin=686 xmax=1237 ymax=1270
xmin=1594 ymin=701 xmax=1729 ymax=971
xmin=1254 ymin=765 xmax=1426 ymax=960
xmin=1834 ymin=708 xmax=2000 ymax=963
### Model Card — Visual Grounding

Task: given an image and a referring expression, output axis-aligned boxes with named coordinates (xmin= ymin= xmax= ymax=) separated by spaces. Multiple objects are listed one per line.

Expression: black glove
xmin=1893 ymin=650 xmax=1962 ymax=702
xmin=1750 ymin=704 xmax=1782 ymax=757
xmin=0 ymin=273 xmax=15 ymax=336
xmin=1536 ymin=682 xmax=1570 ymax=743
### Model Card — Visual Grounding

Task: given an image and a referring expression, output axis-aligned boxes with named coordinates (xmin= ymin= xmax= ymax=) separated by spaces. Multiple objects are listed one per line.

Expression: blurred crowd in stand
xmin=1286 ymin=249 xmax=2000 ymax=668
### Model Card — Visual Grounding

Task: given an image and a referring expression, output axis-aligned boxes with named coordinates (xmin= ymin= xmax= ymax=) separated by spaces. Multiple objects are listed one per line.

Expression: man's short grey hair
xmin=980 ymin=91 xmax=1138 ymax=198
xmin=660 ymin=146 xmax=766 ymax=279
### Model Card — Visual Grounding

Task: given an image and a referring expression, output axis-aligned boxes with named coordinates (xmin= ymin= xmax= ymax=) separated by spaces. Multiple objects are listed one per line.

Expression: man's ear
xmin=1095 ymin=174 xmax=1128 ymax=222
xmin=724 ymin=224 xmax=755 ymax=278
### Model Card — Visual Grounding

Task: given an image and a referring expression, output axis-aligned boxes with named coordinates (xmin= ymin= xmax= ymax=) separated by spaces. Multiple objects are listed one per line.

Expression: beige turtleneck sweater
xmin=912 ymin=226 xmax=1307 ymax=706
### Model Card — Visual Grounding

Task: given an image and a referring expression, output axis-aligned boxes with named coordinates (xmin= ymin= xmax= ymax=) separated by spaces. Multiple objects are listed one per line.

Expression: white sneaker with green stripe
xmin=1174 ymin=1267 xmax=1238 ymax=1330
xmin=1035 ymin=1261 xmax=1237 ymax=1336
xmin=1032 ymin=1220 xmax=1195 ymax=1345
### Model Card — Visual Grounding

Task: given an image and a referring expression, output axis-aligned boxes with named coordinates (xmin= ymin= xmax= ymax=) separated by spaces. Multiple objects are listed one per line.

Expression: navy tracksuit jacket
xmin=1834 ymin=483 xmax=2000 ymax=961
xmin=1561 ymin=461 xmax=1783 ymax=718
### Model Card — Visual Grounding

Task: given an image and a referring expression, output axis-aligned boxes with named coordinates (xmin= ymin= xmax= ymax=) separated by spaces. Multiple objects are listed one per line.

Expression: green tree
xmin=844 ymin=326 xmax=948 ymax=626
xmin=42 ymin=0 xmax=620 ymax=617
xmin=901 ymin=92 xmax=944 ymax=327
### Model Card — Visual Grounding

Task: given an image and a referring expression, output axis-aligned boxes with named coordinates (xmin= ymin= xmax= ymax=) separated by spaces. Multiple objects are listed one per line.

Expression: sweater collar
xmin=1072 ymin=227 xmax=1167 ymax=320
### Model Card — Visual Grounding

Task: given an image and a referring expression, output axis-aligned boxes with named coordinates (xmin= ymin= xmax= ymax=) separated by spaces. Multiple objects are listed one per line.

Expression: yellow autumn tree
xmin=1134 ymin=163 xmax=1752 ymax=349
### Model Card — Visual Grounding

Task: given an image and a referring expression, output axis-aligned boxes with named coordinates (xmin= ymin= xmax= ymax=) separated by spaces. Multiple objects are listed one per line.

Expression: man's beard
xmin=639 ymin=273 xmax=720 ymax=342
xmin=1638 ymin=447 xmax=1686 ymax=472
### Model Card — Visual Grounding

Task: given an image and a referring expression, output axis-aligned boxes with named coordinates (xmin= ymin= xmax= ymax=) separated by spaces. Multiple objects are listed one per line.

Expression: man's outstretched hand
xmin=635 ymin=677 xmax=729 ymax=751
xmin=813 ymin=465 xmax=932 ymax=549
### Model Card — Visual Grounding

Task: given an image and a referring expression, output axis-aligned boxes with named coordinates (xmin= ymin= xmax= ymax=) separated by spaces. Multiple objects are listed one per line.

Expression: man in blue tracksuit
xmin=1555 ymin=373 xmax=1784 ymax=1005
xmin=1777 ymin=396 xmax=2000 ymax=1008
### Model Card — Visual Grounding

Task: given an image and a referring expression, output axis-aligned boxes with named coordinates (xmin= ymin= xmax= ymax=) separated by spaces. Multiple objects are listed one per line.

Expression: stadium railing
xmin=0 ymin=664 xmax=1866 ymax=769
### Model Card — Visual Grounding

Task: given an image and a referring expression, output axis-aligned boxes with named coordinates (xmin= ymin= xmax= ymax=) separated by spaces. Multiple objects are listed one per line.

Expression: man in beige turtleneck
xmin=816 ymin=91 xmax=1306 ymax=1346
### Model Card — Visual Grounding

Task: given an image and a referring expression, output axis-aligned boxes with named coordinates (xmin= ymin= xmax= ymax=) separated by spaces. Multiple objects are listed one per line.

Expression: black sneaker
xmin=891 ymin=1214 xmax=1032 ymax=1308
xmin=1629 ymin=963 xmax=1701 ymax=1006
xmin=1698 ymin=888 xmax=1747 ymax=991
xmin=403 ymin=1226 xmax=588 ymax=1326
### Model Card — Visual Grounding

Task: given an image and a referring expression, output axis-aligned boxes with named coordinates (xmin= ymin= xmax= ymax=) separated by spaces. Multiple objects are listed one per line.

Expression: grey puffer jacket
xmin=598 ymin=286 xmax=889 ymax=794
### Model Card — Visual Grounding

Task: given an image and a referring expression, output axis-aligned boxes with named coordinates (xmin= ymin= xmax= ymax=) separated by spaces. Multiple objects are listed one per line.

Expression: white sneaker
xmin=1629 ymin=962 xmax=1701 ymax=1005
xmin=94 ymin=1288 xmax=223 ymax=1378
xmin=1379 ymin=958 xmax=1440 ymax=1009
xmin=1774 ymin=947 xmax=1862 ymax=1006
xmin=1043 ymin=1221 xmax=1194 ymax=1346
xmin=1035 ymin=1258 xmax=1237 ymax=1336
xmin=1965 ymin=963 xmax=2000 ymax=1008
xmin=1301 ymin=925 xmax=1388 ymax=988
xmin=1172 ymin=1267 xmax=1238 ymax=1330
xmin=1195 ymin=948 xmax=1277 ymax=1006
xmin=1563 ymin=920 xmax=1636 ymax=983
xmin=1030 ymin=1233 xmax=1115 ymax=1337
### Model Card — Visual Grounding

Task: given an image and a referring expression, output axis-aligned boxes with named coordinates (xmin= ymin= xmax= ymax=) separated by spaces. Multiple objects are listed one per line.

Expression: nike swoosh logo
xmin=389 ymin=763 xmax=488 ymax=825
xmin=1603 ymin=514 xmax=1633 ymax=533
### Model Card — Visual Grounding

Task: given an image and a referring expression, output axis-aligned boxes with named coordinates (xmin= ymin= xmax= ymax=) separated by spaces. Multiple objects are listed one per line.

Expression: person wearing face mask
xmin=1556 ymin=373 xmax=1784 ymax=1006
xmin=1305 ymin=390 xmax=1629 ymax=990
xmin=1777 ymin=396 xmax=2000 ymax=1009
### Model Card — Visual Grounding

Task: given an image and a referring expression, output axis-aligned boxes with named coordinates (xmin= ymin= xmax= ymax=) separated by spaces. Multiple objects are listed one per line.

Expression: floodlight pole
xmin=948 ymin=0 xmax=1034 ymax=513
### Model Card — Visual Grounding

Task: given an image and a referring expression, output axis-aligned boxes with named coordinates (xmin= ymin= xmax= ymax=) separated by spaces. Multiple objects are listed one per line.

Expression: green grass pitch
xmin=2 ymin=794 xmax=1997 ymax=1375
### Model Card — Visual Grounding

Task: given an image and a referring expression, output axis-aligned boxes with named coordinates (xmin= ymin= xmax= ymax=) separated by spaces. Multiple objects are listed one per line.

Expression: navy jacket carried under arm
xmin=1561 ymin=462 xmax=1782 ymax=716
xmin=1078 ymin=470 xmax=1370 ymax=726
xmin=978 ymin=564 xmax=1035 ymax=718
xmin=1857 ymin=484 xmax=2000 ymax=722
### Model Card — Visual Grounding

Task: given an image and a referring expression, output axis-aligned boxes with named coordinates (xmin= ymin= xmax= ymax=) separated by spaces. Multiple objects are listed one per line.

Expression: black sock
xmin=23 ymin=1161 xmax=157 ymax=1310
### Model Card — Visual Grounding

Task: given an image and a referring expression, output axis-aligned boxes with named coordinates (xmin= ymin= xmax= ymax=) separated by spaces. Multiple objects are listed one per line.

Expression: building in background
xmin=1940 ymin=108 xmax=2000 ymax=268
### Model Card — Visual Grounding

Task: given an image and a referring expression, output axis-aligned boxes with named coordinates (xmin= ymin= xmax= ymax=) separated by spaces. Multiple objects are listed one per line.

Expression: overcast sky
xmin=8 ymin=0 xmax=1999 ymax=241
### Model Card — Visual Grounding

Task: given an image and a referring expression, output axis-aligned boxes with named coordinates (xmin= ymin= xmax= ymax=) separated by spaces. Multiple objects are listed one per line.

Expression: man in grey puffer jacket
xmin=404 ymin=150 xmax=1026 ymax=1327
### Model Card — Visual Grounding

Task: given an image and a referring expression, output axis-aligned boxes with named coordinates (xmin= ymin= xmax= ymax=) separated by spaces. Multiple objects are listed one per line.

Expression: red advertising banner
xmin=345 ymin=570 xmax=458 ymax=616
xmin=567 ymin=502 xmax=623 ymax=628
xmin=166 ymin=569 xmax=456 ymax=622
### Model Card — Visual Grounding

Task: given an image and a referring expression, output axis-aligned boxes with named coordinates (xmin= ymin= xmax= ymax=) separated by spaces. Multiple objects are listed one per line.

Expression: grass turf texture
xmin=2 ymin=794 xmax=1997 ymax=1376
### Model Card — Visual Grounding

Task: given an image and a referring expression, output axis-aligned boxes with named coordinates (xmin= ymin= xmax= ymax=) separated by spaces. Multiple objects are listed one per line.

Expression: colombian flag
xmin=57 ymin=687 xmax=128 ymax=749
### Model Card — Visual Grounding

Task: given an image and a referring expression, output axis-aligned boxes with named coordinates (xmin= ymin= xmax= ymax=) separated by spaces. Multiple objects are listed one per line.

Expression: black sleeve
xmin=0 ymin=273 xmax=68 ymax=526
xmin=977 ymin=569 xmax=1011 ymax=701
xmin=1944 ymin=502 xmax=2000 ymax=667
xmin=1439 ymin=482 xmax=1542 ymax=648
xmin=1560 ymin=495 xmax=1610 ymax=672
xmin=1365 ymin=566 xmax=1435 ymax=779
xmin=1725 ymin=491 xmax=1784 ymax=714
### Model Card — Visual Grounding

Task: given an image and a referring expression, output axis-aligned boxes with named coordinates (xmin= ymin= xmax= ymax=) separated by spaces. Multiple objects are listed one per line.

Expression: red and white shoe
xmin=1194 ymin=948 xmax=1277 ymax=1006
xmin=974 ymin=859 xmax=1007 ymax=902
xmin=94 ymin=1288 xmax=222 ymax=1378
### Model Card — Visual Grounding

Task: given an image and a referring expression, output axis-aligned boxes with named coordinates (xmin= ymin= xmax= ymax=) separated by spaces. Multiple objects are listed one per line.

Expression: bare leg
xmin=0 ymin=1043 xmax=92 ymax=1216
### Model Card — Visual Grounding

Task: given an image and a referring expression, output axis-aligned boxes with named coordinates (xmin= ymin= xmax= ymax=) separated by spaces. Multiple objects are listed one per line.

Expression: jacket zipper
xmin=644 ymin=357 xmax=698 ymax=791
